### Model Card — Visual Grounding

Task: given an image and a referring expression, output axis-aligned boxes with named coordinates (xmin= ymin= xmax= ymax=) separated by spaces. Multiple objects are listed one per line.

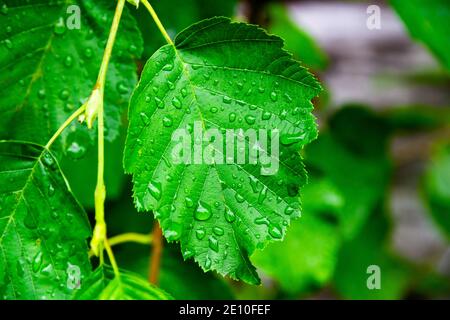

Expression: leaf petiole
xmin=141 ymin=0 xmax=174 ymax=46
xmin=44 ymin=105 xmax=86 ymax=150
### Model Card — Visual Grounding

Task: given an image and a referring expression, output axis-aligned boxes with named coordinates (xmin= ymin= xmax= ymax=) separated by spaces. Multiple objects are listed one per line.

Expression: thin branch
xmin=148 ymin=222 xmax=163 ymax=284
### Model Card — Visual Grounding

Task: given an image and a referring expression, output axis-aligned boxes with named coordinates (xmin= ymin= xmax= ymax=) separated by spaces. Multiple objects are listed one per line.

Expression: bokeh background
xmin=63 ymin=0 xmax=450 ymax=299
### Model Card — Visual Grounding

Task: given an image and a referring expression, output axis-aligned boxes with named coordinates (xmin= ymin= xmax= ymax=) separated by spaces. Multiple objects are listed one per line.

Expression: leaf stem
xmin=104 ymin=239 xmax=120 ymax=276
xmin=44 ymin=105 xmax=86 ymax=150
xmin=148 ymin=222 xmax=163 ymax=284
xmin=90 ymin=0 xmax=126 ymax=258
xmin=108 ymin=232 xmax=153 ymax=247
xmin=141 ymin=0 xmax=174 ymax=46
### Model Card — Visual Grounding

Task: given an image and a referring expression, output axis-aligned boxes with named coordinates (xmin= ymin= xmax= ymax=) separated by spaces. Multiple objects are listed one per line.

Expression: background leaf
xmin=422 ymin=142 xmax=450 ymax=240
xmin=391 ymin=0 xmax=450 ymax=70
xmin=252 ymin=178 xmax=343 ymax=295
xmin=0 ymin=141 xmax=91 ymax=299
xmin=74 ymin=265 xmax=172 ymax=300
xmin=0 ymin=0 xmax=143 ymax=150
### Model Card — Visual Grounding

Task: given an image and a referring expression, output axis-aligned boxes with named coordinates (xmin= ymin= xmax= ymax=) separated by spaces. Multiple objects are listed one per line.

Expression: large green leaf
xmin=391 ymin=0 xmax=450 ymax=70
xmin=252 ymin=178 xmax=343 ymax=295
xmin=124 ymin=17 xmax=321 ymax=284
xmin=0 ymin=0 xmax=143 ymax=149
xmin=423 ymin=142 xmax=450 ymax=240
xmin=0 ymin=141 xmax=91 ymax=299
xmin=74 ymin=265 xmax=172 ymax=300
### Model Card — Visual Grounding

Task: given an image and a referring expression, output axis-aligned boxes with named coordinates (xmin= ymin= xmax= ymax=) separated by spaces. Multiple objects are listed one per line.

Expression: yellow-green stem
xmin=90 ymin=0 xmax=126 ymax=269
xmin=109 ymin=232 xmax=153 ymax=247
xmin=44 ymin=105 xmax=86 ymax=150
xmin=141 ymin=0 xmax=174 ymax=45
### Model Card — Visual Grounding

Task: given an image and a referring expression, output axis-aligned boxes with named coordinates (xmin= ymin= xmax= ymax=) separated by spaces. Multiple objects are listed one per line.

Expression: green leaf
xmin=124 ymin=17 xmax=321 ymax=284
xmin=0 ymin=0 xmax=143 ymax=149
xmin=305 ymin=106 xmax=391 ymax=238
xmin=252 ymin=178 xmax=343 ymax=295
xmin=423 ymin=142 xmax=450 ymax=240
xmin=0 ymin=141 xmax=91 ymax=299
xmin=267 ymin=3 xmax=328 ymax=70
xmin=108 ymin=192 xmax=234 ymax=300
xmin=333 ymin=211 xmax=412 ymax=300
xmin=391 ymin=0 xmax=450 ymax=70
xmin=74 ymin=265 xmax=173 ymax=300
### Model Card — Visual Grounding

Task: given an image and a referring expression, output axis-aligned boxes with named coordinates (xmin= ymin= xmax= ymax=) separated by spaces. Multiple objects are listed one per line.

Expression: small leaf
xmin=0 ymin=141 xmax=91 ymax=299
xmin=74 ymin=265 xmax=173 ymax=300
xmin=124 ymin=17 xmax=321 ymax=284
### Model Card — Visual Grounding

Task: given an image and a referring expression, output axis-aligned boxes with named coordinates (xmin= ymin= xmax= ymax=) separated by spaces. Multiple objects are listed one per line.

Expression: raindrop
xmin=257 ymin=186 xmax=267 ymax=204
xmin=171 ymin=97 xmax=182 ymax=109
xmin=269 ymin=225 xmax=282 ymax=239
xmin=208 ymin=236 xmax=219 ymax=252
xmin=244 ymin=115 xmax=256 ymax=125
xmin=195 ymin=228 xmax=206 ymax=240
xmin=181 ymin=88 xmax=188 ymax=97
xmin=140 ymin=112 xmax=150 ymax=125
xmin=210 ymin=106 xmax=218 ymax=113
xmin=32 ymin=251 xmax=43 ymax=273
xmin=37 ymin=89 xmax=46 ymax=99
xmin=47 ymin=185 xmax=55 ymax=197
xmin=59 ymin=89 xmax=70 ymax=100
xmin=204 ymin=256 xmax=212 ymax=269
xmin=117 ymin=82 xmax=128 ymax=94
xmin=270 ymin=92 xmax=278 ymax=102
xmin=4 ymin=39 xmax=12 ymax=49
xmin=284 ymin=206 xmax=295 ymax=215
xmin=183 ymin=249 xmax=194 ymax=259
xmin=213 ymin=227 xmax=224 ymax=236
xmin=53 ymin=18 xmax=65 ymax=35
xmin=262 ymin=111 xmax=271 ymax=120
xmin=254 ymin=217 xmax=270 ymax=226
xmin=228 ymin=113 xmax=236 ymax=122
xmin=222 ymin=96 xmax=232 ymax=104
xmin=165 ymin=222 xmax=182 ymax=241
xmin=224 ymin=208 xmax=236 ymax=223
xmin=154 ymin=97 xmax=163 ymax=108
xmin=66 ymin=141 xmax=86 ymax=160
xmin=84 ymin=47 xmax=93 ymax=59
xmin=1 ymin=3 xmax=8 ymax=15
xmin=185 ymin=197 xmax=194 ymax=208
xmin=280 ymin=132 xmax=306 ymax=146
xmin=64 ymin=55 xmax=73 ymax=67
xmin=162 ymin=115 xmax=173 ymax=127
xmin=162 ymin=63 xmax=174 ymax=71
xmin=148 ymin=180 xmax=162 ymax=200
xmin=194 ymin=201 xmax=212 ymax=221
xmin=234 ymin=193 xmax=245 ymax=203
